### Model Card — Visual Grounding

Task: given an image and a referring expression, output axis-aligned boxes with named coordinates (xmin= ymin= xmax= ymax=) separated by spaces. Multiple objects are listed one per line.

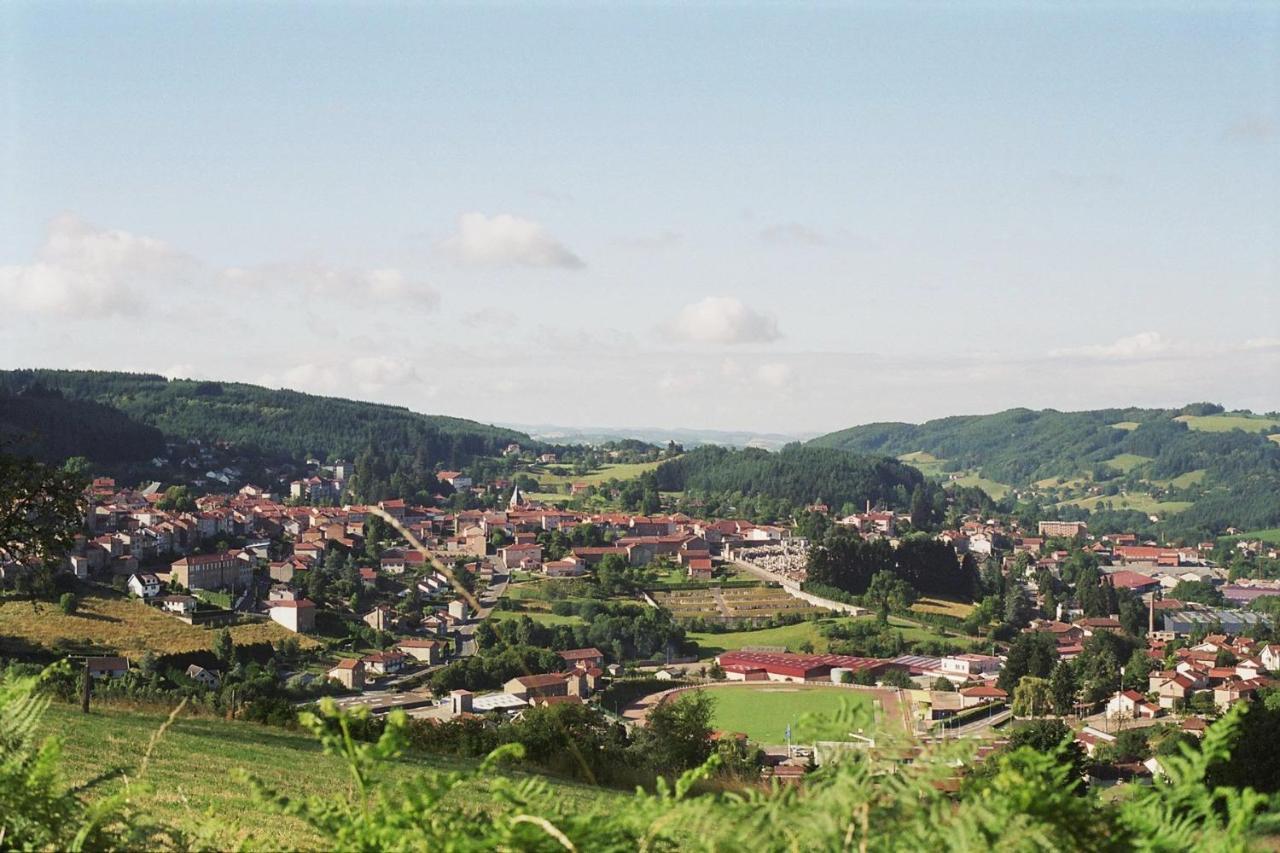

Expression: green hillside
xmin=43 ymin=702 xmax=617 ymax=848
xmin=0 ymin=369 xmax=530 ymax=470
xmin=811 ymin=405 xmax=1280 ymax=536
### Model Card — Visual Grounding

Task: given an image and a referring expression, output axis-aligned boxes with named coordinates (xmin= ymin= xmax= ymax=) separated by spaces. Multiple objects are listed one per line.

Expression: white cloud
xmin=439 ymin=212 xmax=584 ymax=269
xmin=260 ymin=355 xmax=422 ymax=397
xmin=666 ymin=296 xmax=781 ymax=345
xmin=0 ymin=213 xmax=198 ymax=317
xmin=755 ymin=362 xmax=792 ymax=387
xmin=1051 ymin=331 xmax=1170 ymax=360
xmin=223 ymin=264 xmax=439 ymax=306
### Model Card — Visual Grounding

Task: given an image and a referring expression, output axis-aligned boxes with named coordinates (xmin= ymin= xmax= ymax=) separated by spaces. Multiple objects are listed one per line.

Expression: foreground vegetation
xmin=4 ymin=665 xmax=1272 ymax=851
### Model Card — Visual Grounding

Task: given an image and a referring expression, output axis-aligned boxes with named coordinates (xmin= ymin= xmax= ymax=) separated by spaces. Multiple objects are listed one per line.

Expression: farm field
xmin=702 ymin=684 xmax=878 ymax=745
xmin=1111 ymin=421 xmax=1142 ymax=431
xmin=0 ymin=591 xmax=316 ymax=658
xmin=949 ymin=473 xmax=1012 ymax=499
xmin=1105 ymin=453 xmax=1152 ymax=473
xmin=40 ymin=702 xmax=617 ymax=848
xmin=897 ymin=451 xmax=948 ymax=477
xmin=1151 ymin=469 xmax=1207 ymax=489
xmin=910 ymin=597 xmax=976 ymax=619
xmin=533 ymin=460 xmax=669 ymax=490
xmin=1174 ymin=413 xmax=1280 ymax=434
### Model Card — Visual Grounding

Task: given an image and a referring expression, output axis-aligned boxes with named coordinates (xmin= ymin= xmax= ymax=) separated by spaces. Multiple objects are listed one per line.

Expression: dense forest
xmin=0 ymin=369 xmax=532 ymax=475
xmin=0 ymin=384 xmax=165 ymax=470
xmin=654 ymin=444 xmax=939 ymax=516
xmin=812 ymin=405 xmax=1280 ymax=536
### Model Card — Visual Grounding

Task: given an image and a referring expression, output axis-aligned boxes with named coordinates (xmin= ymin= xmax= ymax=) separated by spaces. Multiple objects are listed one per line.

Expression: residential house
xmin=87 ymin=657 xmax=129 ymax=679
xmin=361 ymin=651 xmax=407 ymax=676
xmin=186 ymin=664 xmax=221 ymax=690
xmin=269 ymin=599 xmax=316 ymax=633
xmin=397 ymin=638 xmax=447 ymax=665
xmin=157 ymin=594 xmax=197 ymax=616
xmin=328 ymin=658 xmax=365 ymax=691
xmin=127 ymin=572 xmax=162 ymax=599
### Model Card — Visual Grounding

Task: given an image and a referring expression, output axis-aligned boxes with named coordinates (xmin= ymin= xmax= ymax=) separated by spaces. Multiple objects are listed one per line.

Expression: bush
xmin=58 ymin=592 xmax=77 ymax=615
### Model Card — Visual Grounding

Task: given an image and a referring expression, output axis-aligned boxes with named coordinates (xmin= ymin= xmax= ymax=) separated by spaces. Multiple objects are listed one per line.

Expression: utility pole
xmin=80 ymin=660 xmax=91 ymax=713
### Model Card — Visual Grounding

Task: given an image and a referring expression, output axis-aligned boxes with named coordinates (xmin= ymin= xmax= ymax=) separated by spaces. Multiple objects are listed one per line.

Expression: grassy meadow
xmin=41 ymin=702 xmax=618 ymax=849
xmin=1174 ymin=413 xmax=1280 ymax=434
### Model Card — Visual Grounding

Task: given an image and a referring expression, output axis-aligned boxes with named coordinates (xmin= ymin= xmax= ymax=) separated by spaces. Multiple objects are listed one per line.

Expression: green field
xmin=950 ymin=473 xmax=1012 ymax=499
xmin=1175 ymin=413 xmax=1280 ymax=434
xmin=898 ymin=451 xmax=948 ymax=477
xmin=534 ymin=460 xmax=669 ymax=490
xmin=689 ymin=618 xmax=851 ymax=656
xmin=1151 ymin=469 xmax=1207 ymax=489
xmin=1219 ymin=528 xmax=1280 ymax=545
xmin=491 ymin=608 xmax=585 ymax=627
xmin=703 ymin=685 xmax=876 ymax=745
xmin=1105 ymin=453 xmax=1152 ymax=473
xmin=41 ymin=702 xmax=617 ymax=848
xmin=1111 ymin=421 xmax=1142 ymax=431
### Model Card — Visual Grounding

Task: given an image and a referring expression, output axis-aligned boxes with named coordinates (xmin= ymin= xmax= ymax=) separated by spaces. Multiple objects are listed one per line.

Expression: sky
xmin=1 ymin=3 xmax=1277 ymax=435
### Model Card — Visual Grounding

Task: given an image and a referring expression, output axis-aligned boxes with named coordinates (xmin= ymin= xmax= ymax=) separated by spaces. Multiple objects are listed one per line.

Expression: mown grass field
xmin=0 ymin=592 xmax=317 ymax=658
xmin=688 ymin=618 xmax=849 ymax=656
xmin=41 ymin=702 xmax=618 ymax=848
xmin=1151 ymin=469 xmax=1207 ymax=489
xmin=897 ymin=451 xmax=948 ymax=477
xmin=490 ymin=608 xmax=585 ymax=627
xmin=910 ymin=597 xmax=975 ymax=619
xmin=1111 ymin=421 xmax=1142 ymax=431
xmin=703 ymin=684 xmax=876 ymax=745
xmin=1174 ymin=413 xmax=1280 ymax=434
xmin=949 ymin=473 xmax=1012 ymax=499
xmin=533 ymin=460 xmax=670 ymax=491
xmin=1105 ymin=453 xmax=1152 ymax=473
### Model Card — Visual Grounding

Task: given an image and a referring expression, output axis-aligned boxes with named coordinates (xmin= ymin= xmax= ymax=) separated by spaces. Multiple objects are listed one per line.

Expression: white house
xmin=127 ymin=572 xmax=162 ymax=599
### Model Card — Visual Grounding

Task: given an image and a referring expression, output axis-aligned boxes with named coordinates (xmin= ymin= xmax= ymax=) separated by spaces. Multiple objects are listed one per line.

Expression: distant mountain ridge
xmin=506 ymin=423 xmax=816 ymax=451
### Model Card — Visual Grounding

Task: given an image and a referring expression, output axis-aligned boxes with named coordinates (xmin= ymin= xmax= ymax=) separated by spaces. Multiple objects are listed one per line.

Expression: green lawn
xmin=689 ymin=618 xmax=852 ymax=656
xmin=41 ymin=702 xmax=617 ymax=848
xmin=898 ymin=451 xmax=948 ymax=477
xmin=950 ymin=473 xmax=1012 ymax=499
xmin=1174 ymin=413 xmax=1280 ymax=434
xmin=534 ymin=460 xmax=670 ymax=489
xmin=1105 ymin=453 xmax=1152 ymax=473
xmin=1151 ymin=469 xmax=1207 ymax=489
xmin=704 ymin=685 xmax=876 ymax=745
xmin=490 ymin=609 xmax=585 ymax=627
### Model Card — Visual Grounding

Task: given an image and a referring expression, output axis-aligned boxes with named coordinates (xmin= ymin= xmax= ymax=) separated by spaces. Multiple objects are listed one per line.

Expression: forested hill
xmin=0 ymin=369 xmax=531 ymax=470
xmin=654 ymin=444 xmax=938 ymax=516
xmin=810 ymin=404 xmax=1280 ymax=535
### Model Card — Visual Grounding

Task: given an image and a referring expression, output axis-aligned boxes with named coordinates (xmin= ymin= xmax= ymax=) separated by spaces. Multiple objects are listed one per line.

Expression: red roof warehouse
xmin=715 ymin=651 xmax=888 ymax=683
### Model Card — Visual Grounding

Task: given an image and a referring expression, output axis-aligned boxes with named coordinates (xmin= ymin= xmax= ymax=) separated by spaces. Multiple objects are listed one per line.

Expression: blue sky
xmin=1 ymin=3 xmax=1276 ymax=433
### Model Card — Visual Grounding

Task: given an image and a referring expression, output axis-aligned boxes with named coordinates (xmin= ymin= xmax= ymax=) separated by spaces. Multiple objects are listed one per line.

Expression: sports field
xmin=703 ymin=684 xmax=877 ymax=745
